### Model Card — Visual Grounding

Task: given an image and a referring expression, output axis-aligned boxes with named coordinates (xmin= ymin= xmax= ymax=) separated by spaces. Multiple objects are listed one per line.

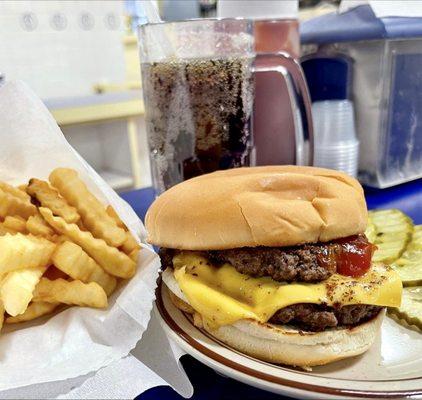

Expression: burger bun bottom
xmin=162 ymin=269 xmax=384 ymax=368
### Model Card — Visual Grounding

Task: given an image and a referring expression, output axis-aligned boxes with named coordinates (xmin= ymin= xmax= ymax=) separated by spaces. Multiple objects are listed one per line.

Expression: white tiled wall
xmin=0 ymin=0 xmax=126 ymax=99
xmin=62 ymin=124 xmax=106 ymax=172
xmin=0 ymin=1 xmax=151 ymax=190
xmin=98 ymin=117 xmax=151 ymax=187
xmin=135 ymin=116 xmax=152 ymax=188
xmin=62 ymin=117 xmax=151 ymax=190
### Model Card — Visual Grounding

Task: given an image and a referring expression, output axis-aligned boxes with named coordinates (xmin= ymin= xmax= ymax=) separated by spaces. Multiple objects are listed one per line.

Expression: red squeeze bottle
xmin=253 ymin=19 xmax=300 ymax=165
xmin=217 ymin=1 xmax=307 ymax=166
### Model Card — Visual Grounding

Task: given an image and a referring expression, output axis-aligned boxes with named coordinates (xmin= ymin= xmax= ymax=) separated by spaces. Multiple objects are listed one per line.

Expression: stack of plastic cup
xmin=312 ymin=100 xmax=359 ymax=177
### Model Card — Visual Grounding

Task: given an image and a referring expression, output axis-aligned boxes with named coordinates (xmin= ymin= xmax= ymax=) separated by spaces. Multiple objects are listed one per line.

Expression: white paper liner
xmin=0 ymin=81 xmax=160 ymax=391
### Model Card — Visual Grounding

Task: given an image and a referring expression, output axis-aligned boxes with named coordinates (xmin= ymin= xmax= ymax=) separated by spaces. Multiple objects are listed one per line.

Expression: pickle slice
xmin=389 ymin=287 xmax=422 ymax=330
xmin=407 ymin=225 xmax=422 ymax=252
xmin=369 ymin=209 xmax=413 ymax=263
xmin=374 ymin=243 xmax=407 ymax=264
xmin=392 ymin=261 xmax=422 ymax=286
xmin=365 ymin=216 xmax=377 ymax=244
xmin=392 ymin=225 xmax=422 ymax=286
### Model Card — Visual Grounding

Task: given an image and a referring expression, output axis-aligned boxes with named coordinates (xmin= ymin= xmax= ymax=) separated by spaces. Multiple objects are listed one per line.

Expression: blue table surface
xmin=121 ymin=179 xmax=422 ymax=400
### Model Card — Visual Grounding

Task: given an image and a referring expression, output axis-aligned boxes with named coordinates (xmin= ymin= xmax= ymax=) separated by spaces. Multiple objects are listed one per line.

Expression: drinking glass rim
xmin=138 ymin=17 xmax=297 ymax=32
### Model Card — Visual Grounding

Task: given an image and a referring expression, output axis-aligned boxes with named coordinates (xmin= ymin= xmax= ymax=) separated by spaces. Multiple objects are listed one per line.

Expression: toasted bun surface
xmin=146 ymin=166 xmax=367 ymax=250
xmin=165 ymin=283 xmax=384 ymax=368
xmin=207 ymin=312 xmax=383 ymax=368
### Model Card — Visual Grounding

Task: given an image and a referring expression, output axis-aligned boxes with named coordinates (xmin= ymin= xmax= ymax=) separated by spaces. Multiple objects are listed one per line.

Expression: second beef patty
xmin=269 ymin=303 xmax=382 ymax=331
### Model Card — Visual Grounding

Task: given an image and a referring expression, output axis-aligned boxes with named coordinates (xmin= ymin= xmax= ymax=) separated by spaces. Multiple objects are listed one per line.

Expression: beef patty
xmin=159 ymin=243 xmax=339 ymax=283
xmin=270 ymin=303 xmax=382 ymax=332
xmin=207 ymin=246 xmax=338 ymax=282
xmin=159 ymin=246 xmax=381 ymax=332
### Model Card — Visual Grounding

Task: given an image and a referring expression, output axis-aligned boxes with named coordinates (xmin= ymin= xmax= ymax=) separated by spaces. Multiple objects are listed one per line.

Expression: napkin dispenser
xmin=301 ymin=5 xmax=422 ymax=188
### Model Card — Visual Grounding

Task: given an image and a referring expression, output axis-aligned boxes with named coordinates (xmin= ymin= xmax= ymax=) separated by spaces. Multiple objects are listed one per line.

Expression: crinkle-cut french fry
xmin=105 ymin=205 xmax=140 ymax=255
xmin=49 ymin=168 xmax=126 ymax=247
xmin=6 ymin=301 xmax=57 ymax=323
xmin=43 ymin=265 xmax=68 ymax=280
xmin=40 ymin=208 xmax=136 ymax=278
xmin=53 ymin=241 xmax=117 ymax=295
xmin=0 ymin=217 xmax=26 ymax=236
xmin=129 ymin=248 xmax=140 ymax=263
xmin=3 ymin=215 xmax=27 ymax=233
xmin=0 ymin=225 xmax=17 ymax=236
xmin=33 ymin=278 xmax=107 ymax=308
xmin=76 ymin=219 xmax=87 ymax=231
xmin=0 ymin=233 xmax=55 ymax=275
xmin=18 ymin=184 xmax=28 ymax=193
xmin=121 ymin=231 xmax=140 ymax=255
xmin=106 ymin=205 xmax=126 ymax=229
xmin=0 ymin=189 xmax=36 ymax=219
xmin=0 ymin=220 xmax=24 ymax=235
xmin=0 ymin=181 xmax=31 ymax=202
xmin=26 ymin=213 xmax=55 ymax=238
xmin=27 ymin=178 xmax=80 ymax=224
xmin=51 ymin=234 xmax=69 ymax=244
xmin=1 ymin=266 xmax=47 ymax=316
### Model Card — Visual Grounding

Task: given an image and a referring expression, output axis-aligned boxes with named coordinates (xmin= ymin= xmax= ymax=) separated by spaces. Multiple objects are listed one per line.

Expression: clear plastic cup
xmin=312 ymin=100 xmax=359 ymax=177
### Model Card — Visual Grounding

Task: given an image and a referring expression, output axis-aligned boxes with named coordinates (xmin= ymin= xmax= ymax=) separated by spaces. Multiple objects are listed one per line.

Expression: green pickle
xmin=407 ymin=225 xmax=422 ymax=252
xmin=365 ymin=216 xmax=377 ymax=244
xmin=392 ymin=225 xmax=422 ymax=286
xmin=389 ymin=287 xmax=422 ymax=330
xmin=370 ymin=211 xmax=422 ymax=330
xmin=369 ymin=209 xmax=413 ymax=263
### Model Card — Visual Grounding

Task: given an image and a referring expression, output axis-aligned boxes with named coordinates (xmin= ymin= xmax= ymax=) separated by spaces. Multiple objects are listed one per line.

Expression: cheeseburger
xmin=146 ymin=166 xmax=402 ymax=367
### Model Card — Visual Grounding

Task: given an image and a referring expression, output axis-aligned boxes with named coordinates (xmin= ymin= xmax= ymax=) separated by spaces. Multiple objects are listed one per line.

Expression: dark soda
xmin=142 ymin=56 xmax=254 ymax=193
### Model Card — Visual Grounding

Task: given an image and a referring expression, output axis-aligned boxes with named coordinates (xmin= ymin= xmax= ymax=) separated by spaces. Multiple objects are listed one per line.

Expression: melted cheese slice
xmin=173 ymin=253 xmax=402 ymax=329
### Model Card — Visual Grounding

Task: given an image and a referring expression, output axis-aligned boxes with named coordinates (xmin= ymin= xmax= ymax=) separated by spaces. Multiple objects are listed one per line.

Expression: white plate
xmin=155 ymin=280 xmax=422 ymax=399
